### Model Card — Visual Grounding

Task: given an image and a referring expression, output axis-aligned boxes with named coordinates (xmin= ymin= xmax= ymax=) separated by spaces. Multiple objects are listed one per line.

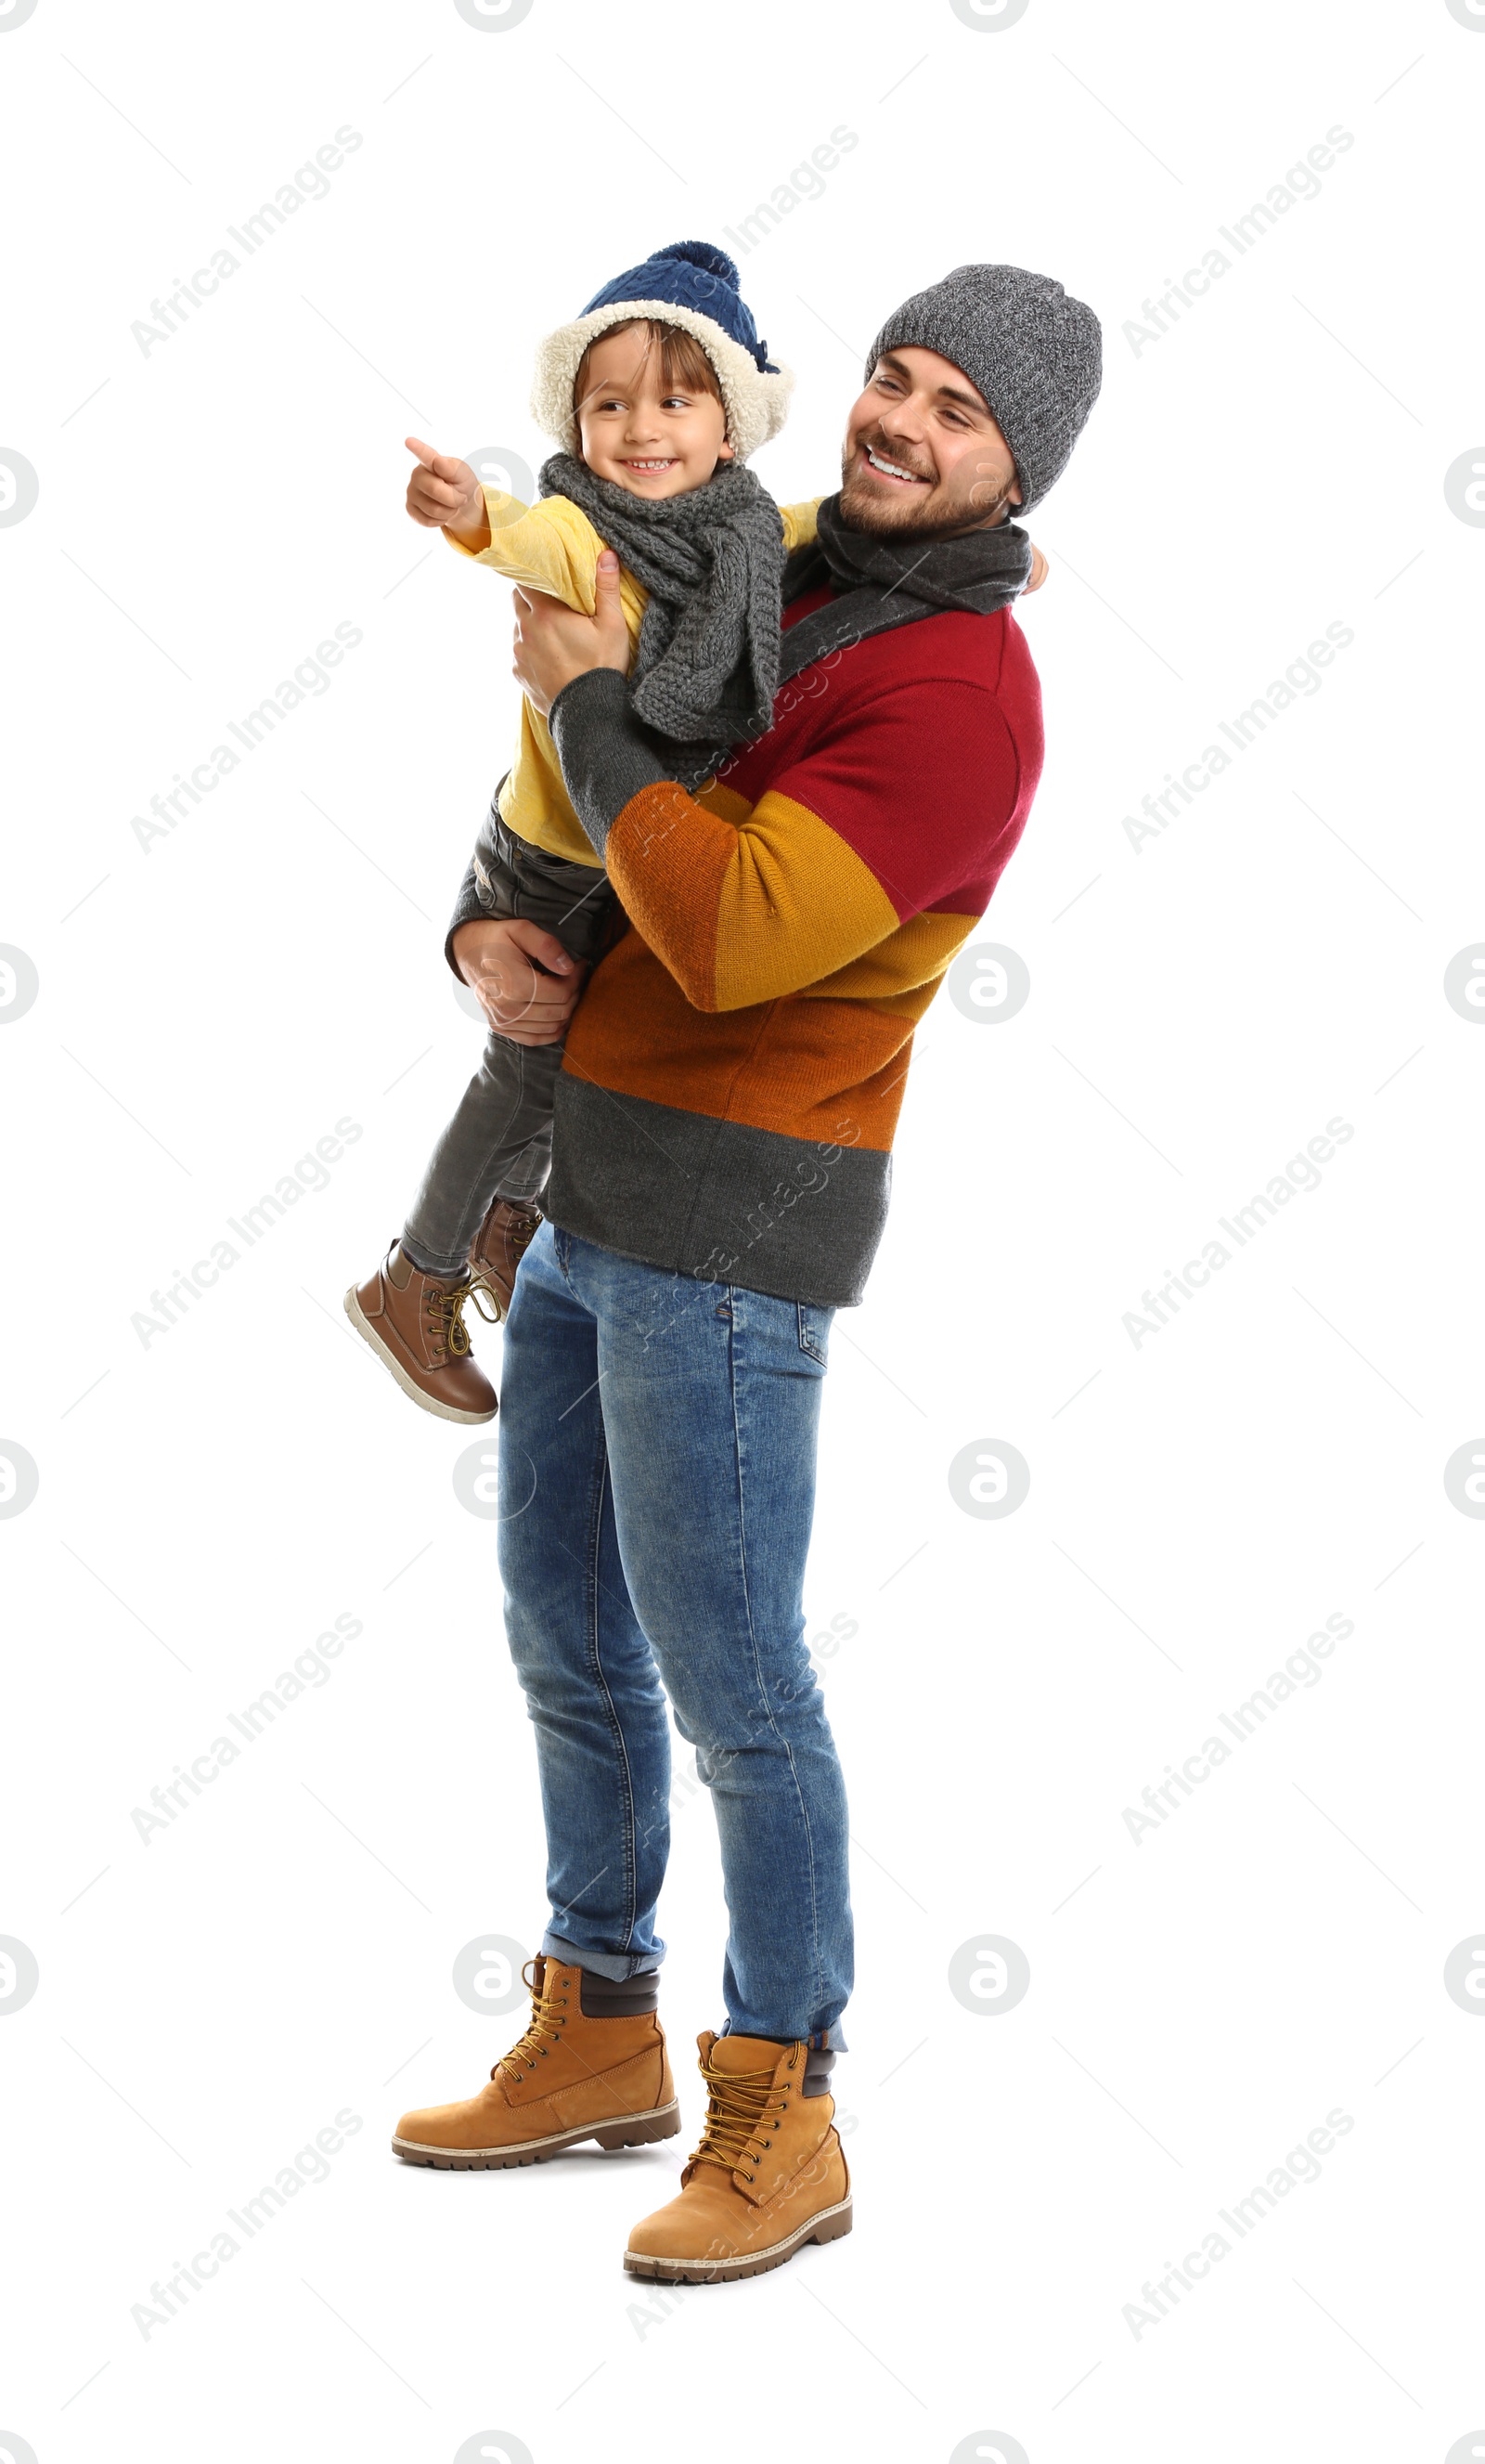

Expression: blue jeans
xmin=496 ymin=1223 xmax=852 ymax=2046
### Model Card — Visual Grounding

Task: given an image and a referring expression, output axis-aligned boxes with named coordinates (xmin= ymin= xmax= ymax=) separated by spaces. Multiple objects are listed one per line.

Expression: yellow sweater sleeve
xmin=446 ymin=491 xmax=607 ymax=613
xmin=780 ymin=497 xmax=824 ymax=552
xmin=448 ymin=489 xmax=821 ymax=594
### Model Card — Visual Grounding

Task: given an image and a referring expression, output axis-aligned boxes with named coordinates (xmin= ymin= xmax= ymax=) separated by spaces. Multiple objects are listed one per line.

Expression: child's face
xmin=575 ymin=331 xmax=732 ymax=498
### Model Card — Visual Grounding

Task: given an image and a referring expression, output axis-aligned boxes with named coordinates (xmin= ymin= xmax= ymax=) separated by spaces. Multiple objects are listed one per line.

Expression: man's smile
xmin=859 ymin=441 xmax=933 ymax=487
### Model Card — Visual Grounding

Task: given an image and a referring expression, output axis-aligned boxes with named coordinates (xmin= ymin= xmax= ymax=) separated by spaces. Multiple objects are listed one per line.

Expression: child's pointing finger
xmin=403 ymin=446 xmax=489 ymax=549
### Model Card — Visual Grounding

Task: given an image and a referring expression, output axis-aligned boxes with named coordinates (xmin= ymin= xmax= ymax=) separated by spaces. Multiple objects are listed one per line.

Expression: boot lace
xmin=424 ymin=1275 xmax=490 ymax=1358
xmin=492 ymin=1960 xmax=569 ymax=2082
xmin=507 ymin=1204 xmax=540 ymax=1258
xmin=690 ymin=2045 xmax=797 ymax=2179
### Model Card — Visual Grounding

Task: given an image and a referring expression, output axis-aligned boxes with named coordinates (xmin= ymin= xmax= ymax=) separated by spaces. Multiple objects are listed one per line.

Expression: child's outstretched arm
xmin=406 ymin=437 xmax=491 ymax=550
xmin=403 ymin=437 xmax=609 ymax=614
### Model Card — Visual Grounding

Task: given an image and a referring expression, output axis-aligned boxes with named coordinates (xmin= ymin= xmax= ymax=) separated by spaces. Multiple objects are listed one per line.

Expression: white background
xmin=2 ymin=1 xmax=1482 ymax=2458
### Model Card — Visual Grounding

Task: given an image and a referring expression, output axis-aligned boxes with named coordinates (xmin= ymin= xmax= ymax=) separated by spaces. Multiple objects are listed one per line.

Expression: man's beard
xmin=837 ymin=428 xmax=1017 ymax=539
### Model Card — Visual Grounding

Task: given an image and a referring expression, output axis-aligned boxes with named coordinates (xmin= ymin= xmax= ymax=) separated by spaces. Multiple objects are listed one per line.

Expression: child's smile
xmin=575 ymin=330 xmax=732 ymax=499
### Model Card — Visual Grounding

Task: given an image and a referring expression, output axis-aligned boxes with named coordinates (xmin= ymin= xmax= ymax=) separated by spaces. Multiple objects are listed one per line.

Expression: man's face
xmin=839 ymin=345 xmax=1022 ymax=538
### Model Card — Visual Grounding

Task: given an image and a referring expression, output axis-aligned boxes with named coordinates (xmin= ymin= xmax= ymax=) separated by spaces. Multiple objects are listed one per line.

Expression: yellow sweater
xmin=451 ymin=486 xmax=823 ymax=868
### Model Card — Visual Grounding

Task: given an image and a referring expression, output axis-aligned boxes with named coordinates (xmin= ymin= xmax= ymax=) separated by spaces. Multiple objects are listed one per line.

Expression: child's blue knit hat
xmin=530 ymin=240 xmax=793 ymax=463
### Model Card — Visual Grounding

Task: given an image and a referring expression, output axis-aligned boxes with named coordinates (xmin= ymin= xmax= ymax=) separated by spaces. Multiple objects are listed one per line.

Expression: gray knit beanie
xmin=866 ymin=264 xmax=1102 ymax=513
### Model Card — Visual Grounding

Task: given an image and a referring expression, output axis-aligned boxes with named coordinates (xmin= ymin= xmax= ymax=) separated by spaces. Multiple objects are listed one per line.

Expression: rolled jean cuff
xmin=542 ymin=1929 xmax=663 ymax=1983
xmin=400 ymin=1225 xmax=471 ymax=1279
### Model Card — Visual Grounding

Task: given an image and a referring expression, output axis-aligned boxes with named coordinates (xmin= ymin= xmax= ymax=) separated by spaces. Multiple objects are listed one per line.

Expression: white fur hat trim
xmin=529 ymin=299 xmax=794 ymax=464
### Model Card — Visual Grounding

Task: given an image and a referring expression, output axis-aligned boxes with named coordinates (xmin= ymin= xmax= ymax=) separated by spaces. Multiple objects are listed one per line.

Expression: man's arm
xmin=548 ymin=666 xmax=1021 ymax=1012
xmin=515 ymin=552 xmax=1024 ymax=1014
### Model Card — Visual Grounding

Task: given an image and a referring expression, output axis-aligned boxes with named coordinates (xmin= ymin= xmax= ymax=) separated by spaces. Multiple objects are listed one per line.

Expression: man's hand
xmin=512 ymin=549 xmax=630 ymax=718
xmin=451 ymin=916 xmax=588 ymax=1046
xmin=405 ymin=437 xmax=491 ymax=551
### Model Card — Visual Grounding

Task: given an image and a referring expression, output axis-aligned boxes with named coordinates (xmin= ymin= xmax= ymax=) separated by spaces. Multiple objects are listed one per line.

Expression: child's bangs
xmin=575 ymin=318 xmax=724 ymax=409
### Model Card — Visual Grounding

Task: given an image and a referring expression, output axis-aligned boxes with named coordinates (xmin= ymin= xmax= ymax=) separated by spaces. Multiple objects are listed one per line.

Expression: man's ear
xmin=1009 ymin=477 xmax=1023 ymax=505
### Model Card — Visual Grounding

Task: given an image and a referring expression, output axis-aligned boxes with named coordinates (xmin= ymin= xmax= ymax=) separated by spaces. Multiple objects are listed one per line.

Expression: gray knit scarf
xmin=539 ymin=452 xmax=785 ymax=786
xmin=776 ymin=490 xmax=1034 ymax=685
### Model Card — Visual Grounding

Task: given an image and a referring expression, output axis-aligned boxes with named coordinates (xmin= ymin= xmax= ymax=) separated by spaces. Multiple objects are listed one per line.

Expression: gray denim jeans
xmin=402 ymin=810 xmax=618 ymax=1278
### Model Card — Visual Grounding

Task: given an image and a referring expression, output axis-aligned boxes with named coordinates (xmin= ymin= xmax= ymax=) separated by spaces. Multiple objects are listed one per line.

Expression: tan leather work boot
xmin=392 ymin=1957 xmax=680 ymax=2170
xmin=344 ymin=1243 xmax=497 ymax=1423
xmin=468 ymin=1196 xmax=542 ymax=1320
xmin=625 ymin=2031 xmax=852 ymax=2282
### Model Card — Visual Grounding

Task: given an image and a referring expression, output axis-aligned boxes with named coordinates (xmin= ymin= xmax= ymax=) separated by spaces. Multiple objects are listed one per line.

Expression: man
xmin=392 ymin=266 xmax=1102 ymax=2282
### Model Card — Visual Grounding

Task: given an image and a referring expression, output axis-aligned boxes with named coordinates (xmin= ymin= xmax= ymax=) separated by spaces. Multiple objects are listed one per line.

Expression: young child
xmin=345 ymin=240 xmax=817 ymax=1423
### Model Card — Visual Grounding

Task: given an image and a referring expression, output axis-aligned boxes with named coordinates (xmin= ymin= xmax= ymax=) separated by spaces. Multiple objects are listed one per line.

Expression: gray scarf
xmin=777 ymin=491 xmax=1034 ymax=684
xmin=539 ymin=452 xmax=784 ymax=786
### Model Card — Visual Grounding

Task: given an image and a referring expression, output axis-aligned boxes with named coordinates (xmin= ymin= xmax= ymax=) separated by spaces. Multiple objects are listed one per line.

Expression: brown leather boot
xmin=392 ymin=1957 xmax=680 ymax=2170
xmin=625 ymin=2031 xmax=852 ymax=2282
xmin=343 ymin=1243 xmax=497 ymax=1423
xmin=468 ymin=1196 xmax=542 ymax=1320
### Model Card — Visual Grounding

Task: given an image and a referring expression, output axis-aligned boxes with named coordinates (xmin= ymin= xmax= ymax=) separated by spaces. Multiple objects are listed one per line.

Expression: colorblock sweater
xmin=537 ymin=583 xmax=1045 ymax=1306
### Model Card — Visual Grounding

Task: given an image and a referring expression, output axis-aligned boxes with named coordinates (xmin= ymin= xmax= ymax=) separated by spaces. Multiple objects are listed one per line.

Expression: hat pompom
xmin=655 ymin=239 xmax=741 ymax=287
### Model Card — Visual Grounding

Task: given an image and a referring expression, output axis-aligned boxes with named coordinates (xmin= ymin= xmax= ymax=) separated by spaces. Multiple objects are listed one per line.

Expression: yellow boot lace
xmin=425 ymin=1274 xmax=494 ymax=1359
xmin=690 ymin=2044 xmax=798 ymax=2182
xmin=493 ymin=1961 xmax=570 ymax=2083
